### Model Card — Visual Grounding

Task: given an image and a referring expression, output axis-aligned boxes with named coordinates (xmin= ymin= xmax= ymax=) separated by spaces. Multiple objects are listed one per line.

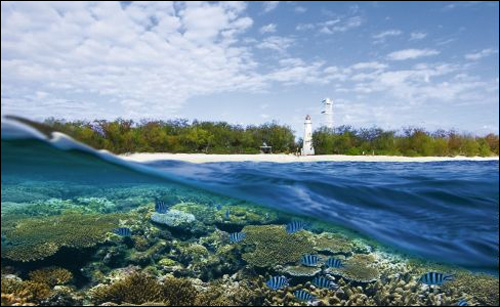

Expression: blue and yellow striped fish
xmin=326 ymin=257 xmax=343 ymax=268
xmin=229 ymin=232 xmax=246 ymax=243
xmin=419 ymin=272 xmax=454 ymax=285
xmin=456 ymin=299 xmax=468 ymax=306
xmin=155 ymin=199 xmax=169 ymax=214
xmin=225 ymin=209 xmax=230 ymax=219
xmin=286 ymin=220 xmax=306 ymax=234
xmin=265 ymin=275 xmax=289 ymax=290
xmin=312 ymin=276 xmax=339 ymax=290
xmin=293 ymin=290 xmax=316 ymax=302
xmin=301 ymin=254 xmax=321 ymax=267
xmin=112 ymin=227 xmax=131 ymax=237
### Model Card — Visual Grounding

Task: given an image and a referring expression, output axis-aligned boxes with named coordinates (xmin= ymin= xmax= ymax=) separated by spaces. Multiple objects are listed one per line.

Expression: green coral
xmin=241 ymin=225 xmax=314 ymax=267
xmin=1 ymin=213 xmax=123 ymax=261
xmin=28 ymin=267 xmax=73 ymax=287
xmin=158 ymin=258 xmax=178 ymax=267
xmin=91 ymin=273 xmax=164 ymax=305
xmin=329 ymin=254 xmax=380 ymax=283
xmin=312 ymin=232 xmax=356 ymax=254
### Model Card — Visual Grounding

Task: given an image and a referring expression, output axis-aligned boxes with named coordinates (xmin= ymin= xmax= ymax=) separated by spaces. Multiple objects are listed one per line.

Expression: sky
xmin=1 ymin=1 xmax=499 ymax=136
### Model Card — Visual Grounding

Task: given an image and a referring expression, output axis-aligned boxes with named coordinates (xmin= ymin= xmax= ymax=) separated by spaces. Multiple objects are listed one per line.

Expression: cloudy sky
xmin=1 ymin=1 xmax=499 ymax=135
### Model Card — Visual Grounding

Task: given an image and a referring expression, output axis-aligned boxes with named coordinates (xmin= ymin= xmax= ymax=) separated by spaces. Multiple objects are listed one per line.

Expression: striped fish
xmin=294 ymin=290 xmax=316 ymax=302
xmin=225 ymin=209 xmax=230 ymax=219
xmin=326 ymin=257 xmax=343 ymax=268
xmin=216 ymin=204 xmax=222 ymax=211
xmin=312 ymin=276 xmax=339 ymax=290
xmin=155 ymin=199 xmax=169 ymax=214
xmin=301 ymin=254 xmax=321 ymax=267
xmin=112 ymin=227 xmax=131 ymax=237
xmin=265 ymin=275 xmax=289 ymax=290
xmin=419 ymin=272 xmax=454 ymax=285
xmin=286 ymin=220 xmax=306 ymax=234
xmin=456 ymin=299 xmax=468 ymax=306
xmin=229 ymin=232 xmax=246 ymax=243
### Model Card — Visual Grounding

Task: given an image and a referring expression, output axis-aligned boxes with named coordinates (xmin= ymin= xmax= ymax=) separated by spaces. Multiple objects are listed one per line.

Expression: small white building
xmin=301 ymin=114 xmax=315 ymax=156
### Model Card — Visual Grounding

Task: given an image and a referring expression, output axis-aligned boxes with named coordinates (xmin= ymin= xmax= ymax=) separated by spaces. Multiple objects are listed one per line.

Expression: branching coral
xmin=1 ymin=213 xmax=123 ymax=261
xmin=91 ymin=273 xmax=163 ymax=305
xmin=241 ymin=225 xmax=314 ymax=267
xmin=442 ymin=272 xmax=499 ymax=306
xmin=161 ymin=277 xmax=198 ymax=306
xmin=28 ymin=267 xmax=73 ymax=287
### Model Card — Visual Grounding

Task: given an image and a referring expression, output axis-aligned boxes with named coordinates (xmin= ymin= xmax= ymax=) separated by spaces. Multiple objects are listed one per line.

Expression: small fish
xmin=456 ymin=299 xmax=468 ymax=306
xmin=326 ymin=257 xmax=343 ymax=268
xmin=216 ymin=204 xmax=222 ymax=211
xmin=294 ymin=290 xmax=316 ymax=302
xmin=286 ymin=220 xmax=306 ymax=234
xmin=112 ymin=227 xmax=131 ymax=237
xmin=301 ymin=254 xmax=321 ymax=267
xmin=229 ymin=232 xmax=246 ymax=243
xmin=155 ymin=199 xmax=169 ymax=214
xmin=419 ymin=272 xmax=454 ymax=285
xmin=265 ymin=212 xmax=270 ymax=219
xmin=265 ymin=275 xmax=289 ymax=290
xmin=225 ymin=209 xmax=230 ymax=219
xmin=312 ymin=276 xmax=339 ymax=290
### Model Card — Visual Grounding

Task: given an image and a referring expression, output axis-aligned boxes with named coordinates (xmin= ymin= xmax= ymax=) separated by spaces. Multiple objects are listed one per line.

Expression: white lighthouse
xmin=321 ymin=98 xmax=333 ymax=129
xmin=301 ymin=115 xmax=315 ymax=156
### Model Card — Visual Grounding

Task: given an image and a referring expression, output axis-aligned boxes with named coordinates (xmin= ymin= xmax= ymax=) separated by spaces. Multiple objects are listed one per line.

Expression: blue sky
xmin=1 ymin=1 xmax=499 ymax=135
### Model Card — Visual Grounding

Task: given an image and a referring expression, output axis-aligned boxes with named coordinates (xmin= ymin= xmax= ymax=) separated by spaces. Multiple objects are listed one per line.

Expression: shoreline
xmin=120 ymin=153 xmax=499 ymax=163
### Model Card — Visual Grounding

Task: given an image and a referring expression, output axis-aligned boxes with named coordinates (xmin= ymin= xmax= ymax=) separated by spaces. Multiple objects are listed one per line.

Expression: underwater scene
xmin=1 ymin=119 xmax=499 ymax=307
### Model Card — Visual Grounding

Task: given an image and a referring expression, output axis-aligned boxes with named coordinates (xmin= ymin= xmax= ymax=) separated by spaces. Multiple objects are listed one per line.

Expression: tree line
xmin=12 ymin=117 xmax=499 ymax=157
xmin=313 ymin=126 xmax=499 ymax=157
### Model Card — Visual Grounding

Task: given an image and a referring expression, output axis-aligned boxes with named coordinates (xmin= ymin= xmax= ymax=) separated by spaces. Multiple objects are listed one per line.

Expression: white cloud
xmin=262 ymin=1 xmax=279 ymax=13
xmin=259 ymin=23 xmax=277 ymax=34
xmin=319 ymin=16 xmax=363 ymax=34
xmin=296 ymin=23 xmax=314 ymax=31
xmin=294 ymin=6 xmax=307 ymax=13
xmin=464 ymin=48 xmax=498 ymax=60
xmin=410 ymin=31 xmax=427 ymax=40
xmin=1 ymin=1 xmax=264 ymax=119
xmin=372 ymin=29 xmax=402 ymax=39
xmin=387 ymin=49 xmax=440 ymax=61
xmin=256 ymin=36 xmax=294 ymax=53
xmin=351 ymin=62 xmax=388 ymax=70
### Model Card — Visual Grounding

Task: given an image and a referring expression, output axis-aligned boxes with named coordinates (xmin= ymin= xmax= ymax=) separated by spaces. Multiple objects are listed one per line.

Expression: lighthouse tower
xmin=301 ymin=115 xmax=315 ymax=156
xmin=321 ymin=98 xmax=333 ymax=129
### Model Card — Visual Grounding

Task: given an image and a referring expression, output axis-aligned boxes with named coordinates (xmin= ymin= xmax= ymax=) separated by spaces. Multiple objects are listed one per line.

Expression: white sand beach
xmin=121 ymin=153 xmax=499 ymax=163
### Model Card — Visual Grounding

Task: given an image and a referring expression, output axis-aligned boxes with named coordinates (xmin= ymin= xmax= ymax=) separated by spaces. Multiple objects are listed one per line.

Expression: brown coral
xmin=91 ymin=273 xmax=163 ymax=305
xmin=28 ymin=267 xmax=73 ymax=287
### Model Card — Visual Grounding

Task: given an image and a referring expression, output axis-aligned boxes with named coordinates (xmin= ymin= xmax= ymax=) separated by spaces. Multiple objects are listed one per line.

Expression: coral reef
xmin=311 ymin=232 xmax=357 ymax=254
xmin=150 ymin=210 xmax=196 ymax=228
xmin=241 ymin=225 xmax=314 ymax=267
xmin=1 ymin=213 xmax=123 ymax=261
xmin=91 ymin=273 xmax=163 ymax=305
xmin=281 ymin=265 xmax=322 ymax=277
xmin=329 ymin=254 xmax=380 ymax=283
xmin=28 ymin=267 xmax=73 ymax=287
xmin=442 ymin=272 xmax=499 ymax=306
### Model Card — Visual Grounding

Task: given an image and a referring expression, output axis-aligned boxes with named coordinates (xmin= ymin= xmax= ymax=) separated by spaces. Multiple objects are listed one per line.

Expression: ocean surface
xmin=1 ymin=118 xmax=499 ymax=274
